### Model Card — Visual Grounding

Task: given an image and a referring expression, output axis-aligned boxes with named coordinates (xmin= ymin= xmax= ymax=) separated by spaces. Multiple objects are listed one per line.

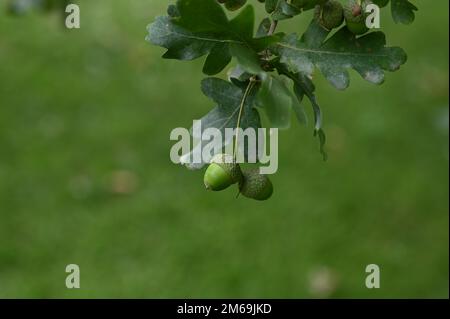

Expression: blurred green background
xmin=0 ymin=0 xmax=448 ymax=298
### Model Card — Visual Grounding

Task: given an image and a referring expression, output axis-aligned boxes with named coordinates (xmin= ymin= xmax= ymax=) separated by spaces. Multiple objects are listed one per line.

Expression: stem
xmin=263 ymin=20 xmax=278 ymax=61
xmin=233 ymin=20 xmax=276 ymax=160
xmin=268 ymin=20 xmax=278 ymax=36
xmin=233 ymin=77 xmax=256 ymax=161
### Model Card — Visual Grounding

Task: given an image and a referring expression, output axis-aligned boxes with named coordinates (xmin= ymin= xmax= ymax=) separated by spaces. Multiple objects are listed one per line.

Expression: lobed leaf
xmin=146 ymin=0 xmax=276 ymax=76
xmin=275 ymin=20 xmax=408 ymax=90
xmin=265 ymin=0 xmax=326 ymax=20
xmin=256 ymin=74 xmax=293 ymax=129
xmin=362 ymin=0 xmax=418 ymax=25
xmin=180 ymin=78 xmax=261 ymax=169
xmin=275 ymin=63 xmax=327 ymax=160
xmin=391 ymin=0 xmax=418 ymax=25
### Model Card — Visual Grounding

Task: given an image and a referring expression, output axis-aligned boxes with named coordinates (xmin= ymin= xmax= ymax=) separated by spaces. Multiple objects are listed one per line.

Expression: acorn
xmin=314 ymin=0 xmax=344 ymax=30
xmin=239 ymin=168 xmax=273 ymax=201
xmin=344 ymin=0 xmax=373 ymax=35
xmin=204 ymin=154 xmax=243 ymax=191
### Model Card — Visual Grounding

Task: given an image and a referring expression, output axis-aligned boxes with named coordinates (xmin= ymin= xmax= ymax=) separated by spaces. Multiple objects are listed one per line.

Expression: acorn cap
xmin=344 ymin=0 xmax=362 ymax=22
xmin=210 ymin=153 xmax=243 ymax=184
xmin=344 ymin=0 xmax=372 ymax=34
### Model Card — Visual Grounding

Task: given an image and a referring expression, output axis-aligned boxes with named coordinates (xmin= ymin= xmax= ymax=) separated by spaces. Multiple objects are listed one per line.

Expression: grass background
xmin=0 ymin=0 xmax=448 ymax=298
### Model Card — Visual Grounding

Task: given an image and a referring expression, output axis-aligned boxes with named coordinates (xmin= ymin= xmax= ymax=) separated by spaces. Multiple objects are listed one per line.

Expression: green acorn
xmin=239 ymin=168 xmax=273 ymax=201
xmin=314 ymin=0 xmax=344 ymax=30
xmin=204 ymin=154 xmax=243 ymax=191
xmin=344 ymin=0 xmax=372 ymax=35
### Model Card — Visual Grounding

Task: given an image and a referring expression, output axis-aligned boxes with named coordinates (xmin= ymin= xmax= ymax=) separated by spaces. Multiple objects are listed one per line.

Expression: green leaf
xmin=147 ymin=16 xmax=218 ymax=60
xmin=314 ymin=128 xmax=328 ymax=161
xmin=271 ymin=1 xmax=301 ymax=21
xmin=391 ymin=0 xmax=418 ymax=25
xmin=265 ymin=0 xmax=278 ymax=14
xmin=292 ymin=0 xmax=328 ymax=11
xmin=275 ymin=20 xmax=408 ymax=90
xmin=203 ymin=43 xmax=232 ymax=76
xmin=265 ymin=0 xmax=324 ymax=19
xmin=256 ymin=18 xmax=272 ymax=38
xmin=275 ymin=63 xmax=322 ymax=132
xmin=229 ymin=44 xmax=263 ymax=74
xmin=274 ymin=62 xmax=326 ymax=157
xmin=147 ymin=0 xmax=275 ymax=76
xmin=291 ymin=72 xmax=321 ymax=130
xmin=368 ymin=0 xmax=418 ymax=25
xmin=181 ymin=78 xmax=261 ymax=169
xmin=257 ymin=74 xmax=293 ymax=129
xmin=227 ymin=65 xmax=253 ymax=82
xmin=296 ymin=78 xmax=328 ymax=161
xmin=289 ymin=85 xmax=308 ymax=126
xmin=229 ymin=5 xmax=254 ymax=39
xmin=300 ymin=18 xmax=330 ymax=48
xmin=175 ymin=0 xmax=228 ymax=31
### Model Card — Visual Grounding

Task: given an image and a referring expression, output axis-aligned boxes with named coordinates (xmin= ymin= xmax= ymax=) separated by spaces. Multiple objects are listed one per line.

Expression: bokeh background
xmin=0 ymin=0 xmax=448 ymax=298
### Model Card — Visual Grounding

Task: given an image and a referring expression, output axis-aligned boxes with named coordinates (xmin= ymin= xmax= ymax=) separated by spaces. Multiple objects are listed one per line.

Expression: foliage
xmin=147 ymin=0 xmax=417 ymax=167
xmin=0 ymin=0 xmax=447 ymax=297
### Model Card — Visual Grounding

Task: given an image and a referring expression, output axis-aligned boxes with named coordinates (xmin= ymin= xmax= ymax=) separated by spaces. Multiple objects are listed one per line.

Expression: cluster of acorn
xmin=217 ymin=0 xmax=388 ymax=35
xmin=203 ymin=154 xmax=273 ymax=201
xmin=315 ymin=0 xmax=389 ymax=34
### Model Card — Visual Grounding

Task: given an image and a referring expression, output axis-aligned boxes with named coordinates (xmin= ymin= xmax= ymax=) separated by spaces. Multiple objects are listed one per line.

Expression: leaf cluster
xmin=147 ymin=0 xmax=416 ymax=165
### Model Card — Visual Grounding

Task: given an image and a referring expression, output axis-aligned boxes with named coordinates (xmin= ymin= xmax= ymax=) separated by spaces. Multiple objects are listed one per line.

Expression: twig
xmin=268 ymin=20 xmax=278 ymax=36
xmin=233 ymin=77 xmax=257 ymax=161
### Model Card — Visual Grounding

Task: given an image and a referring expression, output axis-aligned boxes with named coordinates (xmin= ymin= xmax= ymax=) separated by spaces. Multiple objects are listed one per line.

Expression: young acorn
xmin=344 ymin=0 xmax=373 ymax=35
xmin=314 ymin=0 xmax=344 ymax=30
xmin=204 ymin=153 xmax=243 ymax=191
xmin=239 ymin=168 xmax=273 ymax=201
